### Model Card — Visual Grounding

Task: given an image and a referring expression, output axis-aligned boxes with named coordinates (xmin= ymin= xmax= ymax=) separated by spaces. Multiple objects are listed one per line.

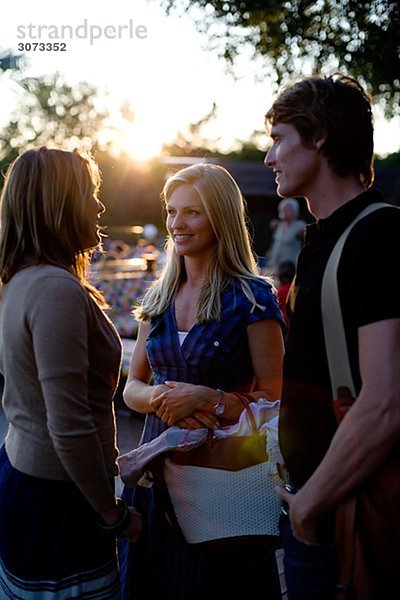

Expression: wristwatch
xmin=213 ymin=389 xmax=225 ymax=416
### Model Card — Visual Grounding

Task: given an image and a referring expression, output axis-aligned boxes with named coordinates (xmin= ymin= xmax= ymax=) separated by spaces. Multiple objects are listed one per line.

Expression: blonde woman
xmin=0 ymin=147 xmax=141 ymax=598
xmin=120 ymin=164 xmax=285 ymax=599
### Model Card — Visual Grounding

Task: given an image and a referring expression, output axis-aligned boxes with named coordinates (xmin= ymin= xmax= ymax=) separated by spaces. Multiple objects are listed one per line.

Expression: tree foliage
xmin=160 ymin=102 xmax=267 ymax=160
xmin=161 ymin=102 xmax=220 ymax=156
xmin=160 ymin=0 xmax=400 ymax=116
xmin=0 ymin=70 xmax=112 ymax=177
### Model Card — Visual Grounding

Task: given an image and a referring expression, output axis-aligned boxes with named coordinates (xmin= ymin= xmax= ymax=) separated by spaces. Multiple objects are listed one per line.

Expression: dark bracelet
xmin=97 ymin=497 xmax=131 ymax=535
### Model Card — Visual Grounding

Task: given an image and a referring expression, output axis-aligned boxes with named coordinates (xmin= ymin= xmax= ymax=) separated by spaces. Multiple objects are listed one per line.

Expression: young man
xmin=264 ymin=74 xmax=400 ymax=599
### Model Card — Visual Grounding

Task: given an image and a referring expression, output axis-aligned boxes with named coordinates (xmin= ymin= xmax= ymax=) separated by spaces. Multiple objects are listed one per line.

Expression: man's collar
xmin=305 ymin=188 xmax=383 ymax=242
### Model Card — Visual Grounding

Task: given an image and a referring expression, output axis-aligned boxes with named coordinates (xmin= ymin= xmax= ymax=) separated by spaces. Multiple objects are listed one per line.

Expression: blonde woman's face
xmin=83 ymin=193 xmax=105 ymax=249
xmin=166 ymin=184 xmax=216 ymax=260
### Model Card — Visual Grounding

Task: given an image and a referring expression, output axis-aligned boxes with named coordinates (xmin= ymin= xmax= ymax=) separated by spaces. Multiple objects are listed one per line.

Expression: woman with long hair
xmin=120 ymin=163 xmax=285 ymax=599
xmin=0 ymin=146 xmax=141 ymax=598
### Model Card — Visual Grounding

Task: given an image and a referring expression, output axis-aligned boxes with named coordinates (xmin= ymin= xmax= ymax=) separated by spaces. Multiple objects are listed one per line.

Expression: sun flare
xmin=120 ymin=123 xmax=163 ymax=162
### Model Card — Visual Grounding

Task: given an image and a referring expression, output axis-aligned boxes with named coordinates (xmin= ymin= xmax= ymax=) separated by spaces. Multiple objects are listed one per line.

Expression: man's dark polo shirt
xmin=279 ymin=189 xmax=400 ymax=488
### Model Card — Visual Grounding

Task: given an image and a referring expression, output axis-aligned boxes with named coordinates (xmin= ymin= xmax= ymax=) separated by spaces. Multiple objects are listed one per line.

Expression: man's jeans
xmin=280 ymin=512 xmax=338 ymax=599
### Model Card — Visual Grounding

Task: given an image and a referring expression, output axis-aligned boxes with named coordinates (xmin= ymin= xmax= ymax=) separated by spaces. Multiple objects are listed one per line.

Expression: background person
xmin=266 ymin=198 xmax=306 ymax=276
xmin=119 ymin=163 xmax=285 ymax=599
xmin=0 ymin=146 xmax=141 ymax=598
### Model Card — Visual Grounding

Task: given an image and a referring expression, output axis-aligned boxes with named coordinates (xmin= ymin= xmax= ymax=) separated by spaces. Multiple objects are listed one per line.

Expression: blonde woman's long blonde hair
xmin=0 ymin=146 xmax=104 ymax=303
xmin=136 ymin=163 xmax=269 ymax=322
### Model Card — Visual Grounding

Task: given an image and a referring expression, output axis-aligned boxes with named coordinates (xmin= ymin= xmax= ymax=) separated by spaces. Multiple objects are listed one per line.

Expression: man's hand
xmin=275 ymin=485 xmax=321 ymax=545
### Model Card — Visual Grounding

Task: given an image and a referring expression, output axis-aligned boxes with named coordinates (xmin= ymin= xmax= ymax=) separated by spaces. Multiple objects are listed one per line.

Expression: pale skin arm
xmin=152 ymin=318 xmax=284 ymax=427
xmin=277 ymin=318 xmax=400 ymax=544
xmin=123 ymin=322 xmax=170 ymax=413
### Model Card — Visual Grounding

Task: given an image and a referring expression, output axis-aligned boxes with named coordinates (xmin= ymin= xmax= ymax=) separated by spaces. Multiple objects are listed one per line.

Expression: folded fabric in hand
xmin=118 ymin=427 xmax=208 ymax=487
xmin=118 ymin=399 xmax=282 ymax=488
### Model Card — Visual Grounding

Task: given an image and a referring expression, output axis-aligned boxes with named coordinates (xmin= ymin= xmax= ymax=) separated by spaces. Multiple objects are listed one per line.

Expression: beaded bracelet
xmin=97 ymin=497 xmax=131 ymax=535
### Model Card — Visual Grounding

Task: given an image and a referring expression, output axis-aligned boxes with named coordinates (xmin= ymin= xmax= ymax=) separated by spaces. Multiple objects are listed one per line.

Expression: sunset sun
xmin=119 ymin=123 xmax=164 ymax=162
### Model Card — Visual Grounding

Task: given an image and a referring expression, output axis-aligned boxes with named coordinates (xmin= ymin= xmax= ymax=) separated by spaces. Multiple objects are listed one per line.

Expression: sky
xmin=1 ymin=0 xmax=399 ymax=160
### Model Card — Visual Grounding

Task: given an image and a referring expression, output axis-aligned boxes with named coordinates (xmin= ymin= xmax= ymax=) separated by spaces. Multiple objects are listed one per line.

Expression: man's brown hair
xmin=265 ymin=73 xmax=374 ymax=187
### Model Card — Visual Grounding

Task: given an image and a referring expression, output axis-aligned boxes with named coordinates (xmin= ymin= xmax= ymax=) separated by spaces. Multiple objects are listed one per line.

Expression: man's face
xmin=264 ymin=122 xmax=321 ymax=198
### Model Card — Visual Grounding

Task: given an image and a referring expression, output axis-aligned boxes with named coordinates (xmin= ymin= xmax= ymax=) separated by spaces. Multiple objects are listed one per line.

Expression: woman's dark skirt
xmin=119 ymin=482 xmax=282 ymax=600
xmin=0 ymin=445 xmax=119 ymax=598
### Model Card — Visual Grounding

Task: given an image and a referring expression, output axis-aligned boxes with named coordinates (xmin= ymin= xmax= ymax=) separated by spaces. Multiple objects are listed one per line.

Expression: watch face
xmin=215 ymin=403 xmax=225 ymax=416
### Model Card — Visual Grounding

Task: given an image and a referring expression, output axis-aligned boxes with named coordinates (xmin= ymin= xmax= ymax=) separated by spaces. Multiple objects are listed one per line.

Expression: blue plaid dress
xmin=120 ymin=278 xmax=284 ymax=599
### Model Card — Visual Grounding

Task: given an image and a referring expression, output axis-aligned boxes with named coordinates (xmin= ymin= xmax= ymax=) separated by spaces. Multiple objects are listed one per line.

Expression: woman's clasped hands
xmin=150 ymin=380 xmax=219 ymax=429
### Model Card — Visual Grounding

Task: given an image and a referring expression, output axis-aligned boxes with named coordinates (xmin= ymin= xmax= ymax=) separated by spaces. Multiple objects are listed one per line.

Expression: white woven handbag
xmin=163 ymin=393 xmax=282 ymax=544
